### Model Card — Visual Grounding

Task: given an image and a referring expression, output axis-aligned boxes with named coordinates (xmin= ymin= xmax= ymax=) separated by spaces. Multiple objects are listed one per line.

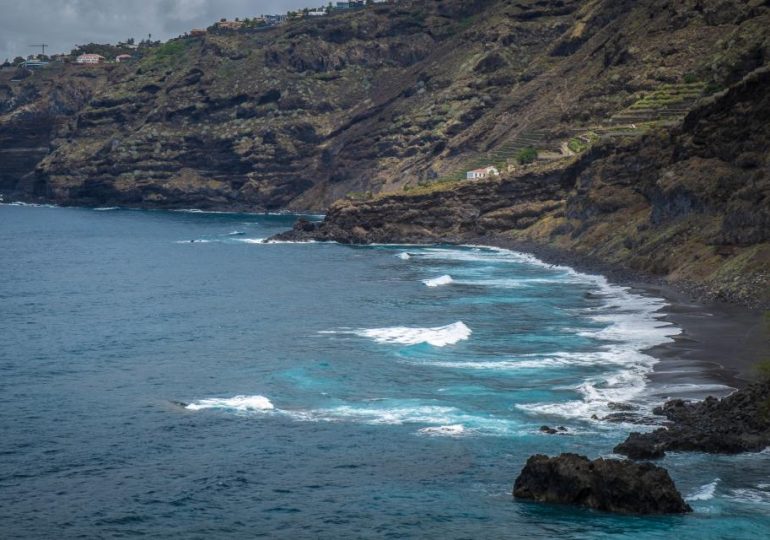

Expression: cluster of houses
xmin=75 ymin=53 xmax=132 ymax=64
xmin=12 ymin=0 xmax=401 ymax=71
xmin=199 ymin=0 xmax=397 ymax=33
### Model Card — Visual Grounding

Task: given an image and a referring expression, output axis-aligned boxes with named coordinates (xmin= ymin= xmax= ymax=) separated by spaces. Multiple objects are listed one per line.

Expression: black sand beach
xmin=475 ymin=236 xmax=768 ymax=400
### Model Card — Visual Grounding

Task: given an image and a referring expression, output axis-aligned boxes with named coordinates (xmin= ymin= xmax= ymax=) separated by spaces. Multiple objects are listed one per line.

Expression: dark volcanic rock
xmin=615 ymin=380 xmax=770 ymax=459
xmin=513 ymin=453 xmax=692 ymax=515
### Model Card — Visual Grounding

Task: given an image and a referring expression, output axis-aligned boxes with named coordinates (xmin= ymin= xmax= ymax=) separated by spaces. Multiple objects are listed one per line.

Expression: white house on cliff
xmin=466 ymin=166 xmax=500 ymax=180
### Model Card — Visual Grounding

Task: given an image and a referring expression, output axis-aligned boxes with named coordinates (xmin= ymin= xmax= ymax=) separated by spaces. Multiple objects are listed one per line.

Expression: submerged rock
xmin=513 ymin=453 xmax=692 ymax=515
xmin=615 ymin=380 xmax=770 ymax=459
xmin=539 ymin=425 xmax=568 ymax=435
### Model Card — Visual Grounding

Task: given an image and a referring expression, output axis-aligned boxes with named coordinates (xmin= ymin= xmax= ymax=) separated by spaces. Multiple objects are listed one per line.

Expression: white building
xmin=76 ymin=54 xmax=105 ymax=64
xmin=466 ymin=166 xmax=500 ymax=180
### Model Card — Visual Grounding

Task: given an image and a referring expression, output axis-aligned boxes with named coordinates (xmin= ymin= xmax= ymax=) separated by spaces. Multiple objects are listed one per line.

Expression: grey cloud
xmin=0 ymin=0 xmax=314 ymax=61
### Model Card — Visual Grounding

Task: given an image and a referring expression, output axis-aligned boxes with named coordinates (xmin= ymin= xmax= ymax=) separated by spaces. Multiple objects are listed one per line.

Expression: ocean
xmin=1 ymin=204 xmax=769 ymax=538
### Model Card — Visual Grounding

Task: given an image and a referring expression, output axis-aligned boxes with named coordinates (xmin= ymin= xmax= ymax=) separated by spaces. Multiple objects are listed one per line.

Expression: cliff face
xmin=0 ymin=66 xmax=106 ymax=196
xmin=277 ymin=67 xmax=770 ymax=307
xmin=2 ymin=0 xmax=768 ymax=211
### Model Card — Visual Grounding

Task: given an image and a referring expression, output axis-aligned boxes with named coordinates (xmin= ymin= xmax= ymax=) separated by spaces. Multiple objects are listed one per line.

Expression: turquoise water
xmin=1 ymin=204 xmax=769 ymax=538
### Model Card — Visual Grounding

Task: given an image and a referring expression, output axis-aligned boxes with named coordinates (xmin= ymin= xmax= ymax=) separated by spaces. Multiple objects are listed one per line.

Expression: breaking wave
xmin=185 ymin=395 xmax=274 ymax=412
xmin=351 ymin=321 xmax=471 ymax=347
xmin=422 ymin=275 xmax=454 ymax=287
xmin=688 ymin=479 xmax=720 ymax=502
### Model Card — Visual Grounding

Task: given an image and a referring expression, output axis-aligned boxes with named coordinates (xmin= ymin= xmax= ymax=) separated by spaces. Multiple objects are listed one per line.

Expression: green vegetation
xmin=71 ymin=42 xmax=137 ymax=59
xmin=141 ymin=40 xmax=190 ymax=70
xmin=346 ymin=191 xmax=374 ymax=201
xmin=629 ymin=83 xmax=706 ymax=110
xmin=153 ymin=41 xmax=187 ymax=61
xmin=568 ymin=138 xmax=588 ymax=153
xmin=704 ymin=81 xmax=725 ymax=95
xmin=515 ymin=146 xmax=538 ymax=165
xmin=683 ymin=72 xmax=699 ymax=84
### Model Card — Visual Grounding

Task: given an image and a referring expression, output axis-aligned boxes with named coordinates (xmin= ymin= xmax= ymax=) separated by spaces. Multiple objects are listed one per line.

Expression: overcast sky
xmin=0 ymin=0 xmax=315 ymax=61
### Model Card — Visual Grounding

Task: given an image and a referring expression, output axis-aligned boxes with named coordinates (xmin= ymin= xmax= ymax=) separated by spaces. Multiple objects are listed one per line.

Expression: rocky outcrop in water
xmin=615 ymin=380 xmax=770 ymax=460
xmin=513 ymin=453 xmax=692 ymax=514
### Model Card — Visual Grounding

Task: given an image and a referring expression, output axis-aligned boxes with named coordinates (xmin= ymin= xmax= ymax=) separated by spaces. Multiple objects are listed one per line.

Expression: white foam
xmin=236 ymin=238 xmax=266 ymax=244
xmin=423 ymin=275 xmax=453 ymax=287
xmin=289 ymin=404 xmax=460 ymax=425
xmin=727 ymin=488 xmax=770 ymax=505
xmin=418 ymin=424 xmax=468 ymax=437
xmin=93 ymin=206 xmax=119 ymax=211
xmin=172 ymin=208 xmax=229 ymax=214
xmin=227 ymin=231 xmax=246 ymax=236
xmin=238 ymin=238 xmax=319 ymax=245
xmin=262 ymin=239 xmax=318 ymax=244
xmin=1 ymin=201 xmax=58 ymax=208
xmin=174 ymin=239 xmax=212 ymax=244
xmin=687 ymin=479 xmax=720 ymax=501
xmin=423 ymin=348 xmax=658 ymax=376
xmin=372 ymin=244 xmax=690 ymax=423
xmin=286 ymin=402 xmax=520 ymax=435
xmin=183 ymin=392 xmax=526 ymax=436
xmin=186 ymin=395 xmax=274 ymax=412
xmin=353 ymin=321 xmax=471 ymax=347
xmin=397 ymin=252 xmax=411 ymax=260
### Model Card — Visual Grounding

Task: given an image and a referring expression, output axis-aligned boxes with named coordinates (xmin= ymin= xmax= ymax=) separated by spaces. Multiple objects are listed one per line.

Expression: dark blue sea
xmin=1 ymin=204 xmax=769 ymax=539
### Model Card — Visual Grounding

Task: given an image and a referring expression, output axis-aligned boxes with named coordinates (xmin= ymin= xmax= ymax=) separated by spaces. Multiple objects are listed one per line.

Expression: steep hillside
xmin=0 ymin=65 xmax=108 ymax=196
xmin=276 ymin=66 xmax=770 ymax=307
xmin=1 ymin=0 xmax=768 ymax=211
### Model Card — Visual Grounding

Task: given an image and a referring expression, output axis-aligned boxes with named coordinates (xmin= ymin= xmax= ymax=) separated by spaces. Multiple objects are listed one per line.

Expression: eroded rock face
xmin=615 ymin=380 xmax=770 ymax=459
xmin=3 ymin=0 xmax=769 ymax=214
xmin=513 ymin=453 xmax=692 ymax=515
xmin=273 ymin=67 xmax=770 ymax=308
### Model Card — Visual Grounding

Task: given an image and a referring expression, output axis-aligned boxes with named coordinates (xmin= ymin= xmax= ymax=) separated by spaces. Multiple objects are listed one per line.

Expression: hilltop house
xmin=21 ymin=59 xmax=49 ymax=70
xmin=265 ymin=14 xmax=287 ymax=25
xmin=115 ymin=54 xmax=132 ymax=63
xmin=466 ymin=166 xmax=500 ymax=180
xmin=216 ymin=19 xmax=244 ymax=30
xmin=335 ymin=1 xmax=366 ymax=9
xmin=76 ymin=54 xmax=105 ymax=64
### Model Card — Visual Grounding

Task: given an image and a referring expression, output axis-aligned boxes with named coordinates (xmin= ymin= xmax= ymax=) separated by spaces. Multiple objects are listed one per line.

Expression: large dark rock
xmin=615 ymin=380 xmax=770 ymax=459
xmin=513 ymin=453 xmax=692 ymax=515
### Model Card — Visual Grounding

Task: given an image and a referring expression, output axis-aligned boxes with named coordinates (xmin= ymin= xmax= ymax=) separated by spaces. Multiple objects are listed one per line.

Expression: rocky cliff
xmin=2 ymin=0 xmax=769 ymax=213
xmin=275 ymin=66 xmax=770 ymax=306
xmin=615 ymin=378 xmax=770 ymax=459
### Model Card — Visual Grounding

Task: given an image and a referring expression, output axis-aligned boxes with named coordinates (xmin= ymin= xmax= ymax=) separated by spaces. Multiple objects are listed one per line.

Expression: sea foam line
xmin=398 ymin=244 xmax=688 ymax=422
xmin=183 ymin=395 xmax=529 ymax=437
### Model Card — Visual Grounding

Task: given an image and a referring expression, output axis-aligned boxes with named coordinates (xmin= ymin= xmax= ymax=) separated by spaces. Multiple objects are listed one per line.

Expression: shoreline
xmin=466 ymin=235 xmax=767 ymax=391
xmin=7 ymin=201 xmax=764 ymax=395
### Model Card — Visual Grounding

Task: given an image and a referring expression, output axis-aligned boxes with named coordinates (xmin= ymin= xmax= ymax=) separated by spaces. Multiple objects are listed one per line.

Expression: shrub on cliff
xmin=515 ymin=146 xmax=537 ymax=164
